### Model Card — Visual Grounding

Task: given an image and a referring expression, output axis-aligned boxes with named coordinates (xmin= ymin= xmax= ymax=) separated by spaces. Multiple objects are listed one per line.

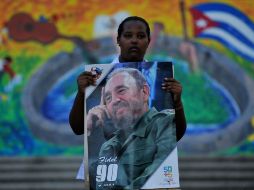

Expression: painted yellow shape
xmin=251 ymin=116 xmax=254 ymax=128
xmin=247 ymin=134 xmax=254 ymax=141
xmin=0 ymin=94 xmax=8 ymax=101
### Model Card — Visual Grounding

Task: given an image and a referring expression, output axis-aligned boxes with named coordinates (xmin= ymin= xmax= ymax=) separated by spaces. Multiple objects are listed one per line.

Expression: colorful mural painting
xmin=0 ymin=0 xmax=254 ymax=156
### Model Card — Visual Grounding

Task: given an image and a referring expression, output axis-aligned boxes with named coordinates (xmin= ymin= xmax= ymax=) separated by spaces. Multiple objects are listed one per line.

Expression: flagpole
xmin=84 ymin=90 xmax=90 ymax=189
xmin=180 ymin=0 xmax=189 ymax=41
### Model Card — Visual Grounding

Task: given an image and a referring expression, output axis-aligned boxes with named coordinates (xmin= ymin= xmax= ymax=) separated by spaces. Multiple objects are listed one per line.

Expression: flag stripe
xmin=206 ymin=12 xmax=254 ymax=46
xmin=216 ymin=22 xmax=254 ymax=48
xmin=200 ymin=28 xmax=254 ymax=61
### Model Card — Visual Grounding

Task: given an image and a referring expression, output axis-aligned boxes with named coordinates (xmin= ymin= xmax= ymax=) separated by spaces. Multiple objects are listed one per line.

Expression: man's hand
xmin=77 ymin=71 xmax=97 ymax=93
xmin=86 ymin=87 xmax=116 ymax=138
xmin=87 ymin=87 xmax=108 ymax=135
xmin=161 ymin=78 xmax=182 ymax=107
xmin=87 ymin=105 xmax=110 ymax=136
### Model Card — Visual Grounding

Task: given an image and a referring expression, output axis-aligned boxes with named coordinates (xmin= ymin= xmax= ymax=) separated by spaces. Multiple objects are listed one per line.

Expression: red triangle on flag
xmin=190 ymin=8 xmax=219 ymax=36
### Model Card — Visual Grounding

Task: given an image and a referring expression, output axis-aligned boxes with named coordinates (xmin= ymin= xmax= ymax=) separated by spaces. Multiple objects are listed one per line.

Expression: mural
xmin=0 ymin=0 xmax=254 ymax=156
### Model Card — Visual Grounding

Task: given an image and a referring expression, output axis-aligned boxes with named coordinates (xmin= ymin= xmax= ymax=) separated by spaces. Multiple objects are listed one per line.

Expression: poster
xmin=84 ymin=62 xmax=179 ymax=189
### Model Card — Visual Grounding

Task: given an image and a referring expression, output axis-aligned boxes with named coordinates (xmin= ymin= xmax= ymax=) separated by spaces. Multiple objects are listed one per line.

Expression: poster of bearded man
xmin=78 ymin=61 xmax=180 ymax=190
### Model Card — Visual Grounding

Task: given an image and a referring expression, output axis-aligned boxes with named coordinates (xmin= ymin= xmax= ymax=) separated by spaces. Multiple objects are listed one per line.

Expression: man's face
xmin=117 ymin=20 xmax=150 ymax=62
xmin=104 ymin=72 xmax=148 ymax=129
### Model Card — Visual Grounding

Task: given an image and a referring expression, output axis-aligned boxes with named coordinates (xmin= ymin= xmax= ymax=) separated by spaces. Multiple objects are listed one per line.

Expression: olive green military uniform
xmin=98 ymin=107 xmax=176 ymax=190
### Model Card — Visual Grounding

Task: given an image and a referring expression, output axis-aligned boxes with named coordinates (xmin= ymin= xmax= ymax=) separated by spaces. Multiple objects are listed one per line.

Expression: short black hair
xmin=117 ymin=16 xmax=150 ymax=41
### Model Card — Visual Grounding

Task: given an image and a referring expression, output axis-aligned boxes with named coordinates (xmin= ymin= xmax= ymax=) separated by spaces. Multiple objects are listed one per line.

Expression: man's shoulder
xmin=145 ymin=108 xmax=176 ymax=137
xmin=150 ymin=108 xmax=175 ymax=119
xmin=146 ymin=108 xmax=175 ymax=128
xmin=159 ymin=109 xmax=175 ymax=115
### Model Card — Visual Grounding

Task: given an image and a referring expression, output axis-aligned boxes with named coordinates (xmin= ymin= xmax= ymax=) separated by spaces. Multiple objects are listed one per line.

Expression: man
xmin=72 ymin=16 xmax=186 ymax=188
xmin=87 ymin=68 xmax=176 ymax=189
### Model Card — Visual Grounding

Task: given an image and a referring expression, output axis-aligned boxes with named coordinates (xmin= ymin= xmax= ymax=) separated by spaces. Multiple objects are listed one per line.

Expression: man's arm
xmin=162 ymin=78 xmax=186 ymax=141
xmin=69 ymin=91 xmax=85 ymax=135
xmin=69 ymin=71 xmax=96 ymax=135
xmin=174 ymin=100 xmax=186 ymax=141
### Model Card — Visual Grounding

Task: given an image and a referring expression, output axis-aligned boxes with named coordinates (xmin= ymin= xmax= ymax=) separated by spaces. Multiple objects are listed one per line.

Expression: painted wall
xmin=0 ymin=0 xmax=254 ymax=156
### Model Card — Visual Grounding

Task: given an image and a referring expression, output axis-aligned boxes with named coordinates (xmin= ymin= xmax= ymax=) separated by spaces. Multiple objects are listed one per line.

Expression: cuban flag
xmin=190 ymin=2 xmax=254 ymax=62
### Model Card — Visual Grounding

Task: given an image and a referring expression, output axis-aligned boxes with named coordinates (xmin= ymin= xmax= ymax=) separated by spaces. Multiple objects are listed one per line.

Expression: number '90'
xmin=96 ymin=164 xmax=118 ymax=182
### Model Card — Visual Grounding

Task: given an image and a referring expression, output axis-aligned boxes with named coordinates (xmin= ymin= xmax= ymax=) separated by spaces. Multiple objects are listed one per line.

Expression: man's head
xmin=104 ymin=68 xmax=150 ymax=129
xmin=117 ymin=16 xmax=150 ymax=62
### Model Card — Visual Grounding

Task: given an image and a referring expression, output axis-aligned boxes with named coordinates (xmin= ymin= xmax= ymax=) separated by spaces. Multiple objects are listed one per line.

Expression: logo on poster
xmin=163 ymin=165 xmax=174 ymax=183
xmin=91 ymin=67 xmax=103 ymax=80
